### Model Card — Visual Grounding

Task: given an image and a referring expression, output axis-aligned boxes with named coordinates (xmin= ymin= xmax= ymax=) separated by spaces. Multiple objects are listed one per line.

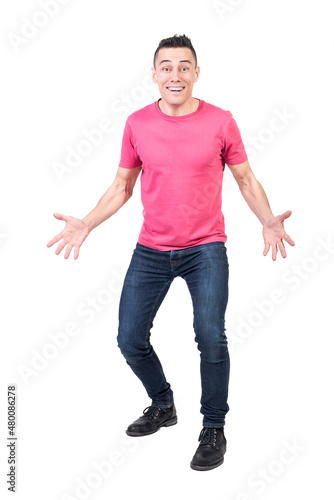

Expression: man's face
xmin=152 ymin=47 xmax=200 ymax=107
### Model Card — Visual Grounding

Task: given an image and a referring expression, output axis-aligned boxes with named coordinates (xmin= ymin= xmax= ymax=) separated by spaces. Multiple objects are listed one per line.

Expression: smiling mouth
xmin=167 ymin=87 xmax=185 ymax=93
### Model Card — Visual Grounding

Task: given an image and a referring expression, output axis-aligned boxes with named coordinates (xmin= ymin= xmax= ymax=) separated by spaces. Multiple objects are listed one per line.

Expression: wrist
xmin=82 ymin=216 xmax=96 ymax=232
xmin=261 ymin=213 xmax=275 ymax=225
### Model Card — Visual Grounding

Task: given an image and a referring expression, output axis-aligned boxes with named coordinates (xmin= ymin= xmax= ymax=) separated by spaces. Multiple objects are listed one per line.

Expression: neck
xmin=158 ymin=97 xmax=199 ymax=116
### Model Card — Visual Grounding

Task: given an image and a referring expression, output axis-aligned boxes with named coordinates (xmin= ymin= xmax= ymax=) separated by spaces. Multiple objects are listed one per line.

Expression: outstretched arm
xmin=46 ymin=166 xmax=141 ymax=259
xmin=227 ymin=160 xmax=295 ymax=260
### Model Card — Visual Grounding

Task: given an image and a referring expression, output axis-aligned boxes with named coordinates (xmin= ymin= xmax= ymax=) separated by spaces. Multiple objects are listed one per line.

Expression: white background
xmin=1 ymin=0 xmax=333 ymax=499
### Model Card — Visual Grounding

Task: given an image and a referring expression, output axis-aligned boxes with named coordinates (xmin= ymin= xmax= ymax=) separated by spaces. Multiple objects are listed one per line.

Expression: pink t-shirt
xmin=119 ymin=98 xmax=248 ymax=251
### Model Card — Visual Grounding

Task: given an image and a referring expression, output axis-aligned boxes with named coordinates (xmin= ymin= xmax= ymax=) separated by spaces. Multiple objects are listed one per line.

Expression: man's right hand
xmin=46 ymin=213 xmax=91 ymax=259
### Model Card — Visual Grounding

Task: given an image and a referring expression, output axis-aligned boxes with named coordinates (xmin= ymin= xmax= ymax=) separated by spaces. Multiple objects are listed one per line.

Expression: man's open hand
xmin=262 ymin=210 xmax=295 ymax=260
xmin=46 ymin=213 xmax=91 ymax=259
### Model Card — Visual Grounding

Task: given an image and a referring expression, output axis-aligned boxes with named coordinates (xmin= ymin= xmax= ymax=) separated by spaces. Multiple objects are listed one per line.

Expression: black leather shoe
xmin=126 ymin=405 xmax=177 ymax=437
xmin=190 ymin=427 xmax=227 ymax=471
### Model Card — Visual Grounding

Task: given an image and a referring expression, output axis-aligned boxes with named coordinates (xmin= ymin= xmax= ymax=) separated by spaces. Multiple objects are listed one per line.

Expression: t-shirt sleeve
xmin=119 ymin=118 xmax=142 ymax=169
xmin=222 ymin=114 xmax=248 ymax=166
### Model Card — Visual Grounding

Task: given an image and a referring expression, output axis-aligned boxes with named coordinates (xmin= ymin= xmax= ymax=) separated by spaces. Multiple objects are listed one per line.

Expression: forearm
xmin=82 ymin=183 xmax=129 ymax=231
xmin=237 ymin=173 xmax=274 ymax=225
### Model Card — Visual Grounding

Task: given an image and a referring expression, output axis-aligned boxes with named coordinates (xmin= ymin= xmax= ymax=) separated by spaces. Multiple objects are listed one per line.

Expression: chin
xmin=163 ymin=94 xmax=189 ymax=105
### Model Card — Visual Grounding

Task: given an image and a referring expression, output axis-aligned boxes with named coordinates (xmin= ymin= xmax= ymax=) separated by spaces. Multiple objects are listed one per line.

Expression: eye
xmin=162 ymin=67 xmax=170 ymax=72
xmin=181 ymin=67 xmax=189 ymax=71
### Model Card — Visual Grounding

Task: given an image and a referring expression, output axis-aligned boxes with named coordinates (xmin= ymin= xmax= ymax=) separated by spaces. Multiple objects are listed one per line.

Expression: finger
xmin=263 ymin=242 xmax=270 ymax=256
xmin=53 ymin=213 xmax=68 ymax=222
xmin=46 ymin=232 xmax=64 ymax=247
xmin=280 ymin=210 xmax=292 ymax=221
xmin=73 ymin=246 xmax=80 ymax=260
xmin=55 ymin=240 xmax=67 ymax=255
xmin=64 ymin=245 xmax=73 ymax=259
xmin=272 ymin=244 xmax=277 ymax=261
xmin=278 ymin=240 xmax=287 ymax=258
xmin=283 ymin=232 xmax=295 ymax=247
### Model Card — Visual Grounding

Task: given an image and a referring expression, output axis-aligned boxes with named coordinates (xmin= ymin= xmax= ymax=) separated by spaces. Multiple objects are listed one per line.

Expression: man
xmin=47 ymin=34 xmax=295 ymax=471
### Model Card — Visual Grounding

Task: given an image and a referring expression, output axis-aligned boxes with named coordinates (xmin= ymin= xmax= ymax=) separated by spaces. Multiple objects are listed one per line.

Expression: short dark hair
xmin=153 ymin=34 xmax=197 ymax=68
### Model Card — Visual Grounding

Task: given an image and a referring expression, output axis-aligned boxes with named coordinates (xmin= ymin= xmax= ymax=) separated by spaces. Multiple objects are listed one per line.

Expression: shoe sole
xmin=190 ymin=457 xmax=225 ymax=471
xmin=126 ymin=416 xmax=178 ymax=437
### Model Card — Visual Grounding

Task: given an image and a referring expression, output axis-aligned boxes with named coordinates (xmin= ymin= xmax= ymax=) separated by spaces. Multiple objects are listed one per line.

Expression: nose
xmin=169 ymin=69 xmax=181 ymax=82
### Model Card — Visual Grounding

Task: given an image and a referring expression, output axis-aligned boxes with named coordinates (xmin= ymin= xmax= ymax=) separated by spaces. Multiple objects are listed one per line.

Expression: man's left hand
xmin=262 ymin=210 xmax=295 ymax=260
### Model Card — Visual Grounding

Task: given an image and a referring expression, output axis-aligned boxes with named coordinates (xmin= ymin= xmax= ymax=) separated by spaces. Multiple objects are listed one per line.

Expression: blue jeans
xmin=117 ymin=241 xmax=230 ymax=428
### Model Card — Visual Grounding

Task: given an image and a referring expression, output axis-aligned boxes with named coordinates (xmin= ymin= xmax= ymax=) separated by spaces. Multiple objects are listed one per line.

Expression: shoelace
xmin=198 ymin=427 xmax=218 ymax=448
xmin=142 ymin=406 xmax=166 ymax=420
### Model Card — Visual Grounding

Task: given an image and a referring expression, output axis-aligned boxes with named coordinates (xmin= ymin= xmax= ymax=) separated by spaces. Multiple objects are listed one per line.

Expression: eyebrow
xmin=159 ymin=59 xmax=192 ymax=65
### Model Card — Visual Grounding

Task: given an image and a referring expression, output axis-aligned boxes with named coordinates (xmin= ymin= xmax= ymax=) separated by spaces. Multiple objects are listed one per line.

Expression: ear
xmin=151 ymin=66 xmax=158 ymax=84
xmin=194 ymin=66 xmax=200 ymax=82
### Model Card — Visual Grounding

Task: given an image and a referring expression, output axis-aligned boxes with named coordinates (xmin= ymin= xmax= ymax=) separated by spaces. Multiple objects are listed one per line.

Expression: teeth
xmin=169 ymin=87 xmax=183 ymax=91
